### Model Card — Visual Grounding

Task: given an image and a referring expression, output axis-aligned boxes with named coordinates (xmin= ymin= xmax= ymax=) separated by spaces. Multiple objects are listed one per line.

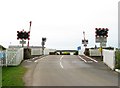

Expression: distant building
xmin=9 ymin=45 xmax=42 ymax=49
xmin=8 ymin=45 xmax=56 ymax=55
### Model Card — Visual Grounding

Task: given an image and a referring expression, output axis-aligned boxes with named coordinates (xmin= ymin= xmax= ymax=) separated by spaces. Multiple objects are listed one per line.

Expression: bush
xmin=115 ymin=50 xmax=120 ymax=69
xmin=49 ymin=52 xmax=55 ymax=55
xmin=74 ymin=51 xmax=78 ymax=55
xmin=62 ymin=52 xmax=70 ymax=55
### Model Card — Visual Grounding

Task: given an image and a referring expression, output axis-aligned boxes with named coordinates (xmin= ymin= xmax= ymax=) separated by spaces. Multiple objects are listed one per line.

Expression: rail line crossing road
xmin=24 ymin=55 xmax=119 ymax=86
xmin=78 ymin=55 xmax=98 ymax=63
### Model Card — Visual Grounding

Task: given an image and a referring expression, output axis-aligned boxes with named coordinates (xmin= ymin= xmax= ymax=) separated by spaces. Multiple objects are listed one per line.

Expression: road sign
xmin=95 ymin=28 xmax=108 ymax=37
xmin=84 ymin=44 xmax=87 ymax=47
xmin=42 ymin=37 xmax=46 ymax=42
xmin=20 ymin=40 xmax=26 ymax=44
xmin=17 ymin=31 xmax=30 ymax=40
xmin=82 ymin=40 xmax=88 ymax=44
xmin=77 ymin=46 xmax=81 ymax=50
xmin=100 ymin=42 xmax=106 ymax=47
xmin=95 ymin=37 xmax=107 ymax=43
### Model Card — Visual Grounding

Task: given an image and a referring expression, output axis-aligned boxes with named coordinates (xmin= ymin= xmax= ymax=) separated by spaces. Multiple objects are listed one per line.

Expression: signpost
xmin=82 ymin=31 xmax=88 ymax=48
xmin=27 ymin=21 xmax=32 ymax=47
xmin=77 ymin=46 xmax=81 ymax=51
xmin=95 ymin=28 xmax=109 ymax=59
xmin=95 ymin=37 xmax=107 ymax=43
xmin=17 ymin=21 xmax=31 ymax=47
xmin=41 ymin=37 xmax=47 ymax=55
xmin=20 ymin=40 xmax=26 ymax=46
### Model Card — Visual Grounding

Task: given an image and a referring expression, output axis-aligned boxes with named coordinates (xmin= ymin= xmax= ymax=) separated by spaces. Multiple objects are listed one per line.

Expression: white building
xmin=9 ymin=45 xmax=56 ymax=55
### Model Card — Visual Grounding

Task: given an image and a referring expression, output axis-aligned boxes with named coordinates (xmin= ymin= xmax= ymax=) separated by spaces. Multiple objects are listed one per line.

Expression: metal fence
xmin=0 ymin=48 xmax=24 ymax=66
xmin=0 ymin=51 xmax=6 ymax=66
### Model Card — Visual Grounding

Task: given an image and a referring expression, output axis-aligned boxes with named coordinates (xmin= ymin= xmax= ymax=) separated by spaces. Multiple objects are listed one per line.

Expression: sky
xmin=0 ymin=0 xmax=119 ymax=50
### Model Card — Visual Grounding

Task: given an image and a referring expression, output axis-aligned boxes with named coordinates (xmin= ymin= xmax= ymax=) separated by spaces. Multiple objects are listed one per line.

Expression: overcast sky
xmin=0 ymin=0 xmax=119 ymax=50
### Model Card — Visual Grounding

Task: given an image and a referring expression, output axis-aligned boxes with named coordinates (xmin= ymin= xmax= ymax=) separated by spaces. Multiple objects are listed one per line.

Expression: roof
xmin=0 ymin=45 xmax=6 ymax=50
xmin=9 ymin=45 xmax=43 ymax=48
xmin=55 ymin=50 xmax=77 ymax=52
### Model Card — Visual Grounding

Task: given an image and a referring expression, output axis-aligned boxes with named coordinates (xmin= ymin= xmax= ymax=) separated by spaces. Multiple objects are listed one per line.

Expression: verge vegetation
xmin=115 ymin=50 xmax=120 ymax=69
xmin=2 ymin=65 xmax=27 ymax=87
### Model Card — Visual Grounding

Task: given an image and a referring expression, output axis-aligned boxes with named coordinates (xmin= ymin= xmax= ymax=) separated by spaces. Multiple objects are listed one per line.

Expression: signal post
xmin=41 ymin=37 xmax=47 ymax=55
xmin=95 ymin=28 xmax=109 ymax=59
xmin=17 ymin=30 xmax=30 ymax=47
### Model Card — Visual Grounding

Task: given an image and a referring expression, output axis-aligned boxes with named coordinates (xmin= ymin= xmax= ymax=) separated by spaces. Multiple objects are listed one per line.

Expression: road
xmin=24 ymin=55 xmax=118 ymax=86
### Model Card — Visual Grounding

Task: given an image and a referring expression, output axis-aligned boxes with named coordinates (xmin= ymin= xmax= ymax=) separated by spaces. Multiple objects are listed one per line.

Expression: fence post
xmin=5 ymin=50 xmax=7 ymax=66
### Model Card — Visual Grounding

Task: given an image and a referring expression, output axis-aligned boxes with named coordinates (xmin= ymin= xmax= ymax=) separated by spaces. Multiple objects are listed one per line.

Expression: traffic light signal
xmin=82 ymin=40 xmax=88 ymax=44
xmin=17 ymin=31 xmax=19 ymax=40
xmin=42 ymin=37 xmax=46 ymax=42
xmin=17 ymin=31 xmax=30 ymax=40
xmin=82 ymin=40 xmax=84 ymax=44
xmin=95 ymin=28 xmax=108 ymax=37
xmin=24 ymin=31 xmax=28 ymax=40
xmin=28 ymin=31 xmax=30 ymax=40
xmin=86 ymin=40 xmax=88 ymax=43
xmin=17 ymin=31 xmax=24 ymax=40
xmin=24 ymin=31 xmax=30 ymax=40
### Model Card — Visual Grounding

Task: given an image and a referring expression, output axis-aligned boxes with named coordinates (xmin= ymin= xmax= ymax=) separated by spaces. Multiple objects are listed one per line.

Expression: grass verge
xmin=2 ymin=65 xmax=27 ymax=87
xmin=115 ymin=50 xmax=120 ymax=69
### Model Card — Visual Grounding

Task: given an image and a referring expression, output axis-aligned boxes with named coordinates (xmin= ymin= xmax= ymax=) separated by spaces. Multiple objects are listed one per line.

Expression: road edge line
xmin=34 ymin=56 xmax=46 ymax=62
xmin=60 ymin=55 xmax=64 ymax=60
xmin=78 ymin=55 xmax=87 ymax=63
xmin=60 ymin=55 xmax=64 ymax=69
xmin=83 ymin=55 xmax=98 ymax=63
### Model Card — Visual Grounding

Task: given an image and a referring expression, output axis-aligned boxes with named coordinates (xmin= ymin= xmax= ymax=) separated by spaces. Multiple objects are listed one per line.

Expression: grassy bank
xmin=2 ymin=65 xmax=27 ymax=87
xmin=115 ymin=50 xmax=120 ymax=69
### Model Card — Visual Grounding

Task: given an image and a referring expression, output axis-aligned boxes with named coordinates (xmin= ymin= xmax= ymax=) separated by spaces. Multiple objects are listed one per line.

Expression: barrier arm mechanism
xmin=27 ymin=21 xmax=32 ymax=47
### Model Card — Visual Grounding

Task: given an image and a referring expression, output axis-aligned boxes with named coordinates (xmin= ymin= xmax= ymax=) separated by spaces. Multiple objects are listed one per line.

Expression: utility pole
xmin=41 ymin=37 xmax=46 ymax=55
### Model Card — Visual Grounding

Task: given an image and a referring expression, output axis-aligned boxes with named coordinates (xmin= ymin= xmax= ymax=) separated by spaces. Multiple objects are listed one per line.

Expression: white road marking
xmin=84 ymin=55 xmax=98 ymax=63
xmin=34 ymin=57 xmax=46 ymax=62
xmin=26 ymin=60 xmax=32 ymax=62
xmin=78 ymin=55 xmax=87 ymax=63
xmin=87 ymin=61 xmax=93 ymax=63
xmin=32 ymin=57 xmax=39 ymax=60
xmin=60 ymin=55 xmax=64 ymax=68
xmin=60 ymin=62 xmax=64 ymax=69
xmin=34 ymin=60 xmax=38 ymax=62
xmin=60 ymin=55 xmax=64 ymax=60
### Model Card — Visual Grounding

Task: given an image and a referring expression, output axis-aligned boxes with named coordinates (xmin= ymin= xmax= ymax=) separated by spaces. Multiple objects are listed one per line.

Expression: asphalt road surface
xmin=24 ymin=55 xmax=119 ymax=86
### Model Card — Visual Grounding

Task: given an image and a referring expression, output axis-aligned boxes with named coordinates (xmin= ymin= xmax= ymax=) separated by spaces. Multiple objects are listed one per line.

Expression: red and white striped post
xmin=27 ymin=21 xmax=32 ymax=47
